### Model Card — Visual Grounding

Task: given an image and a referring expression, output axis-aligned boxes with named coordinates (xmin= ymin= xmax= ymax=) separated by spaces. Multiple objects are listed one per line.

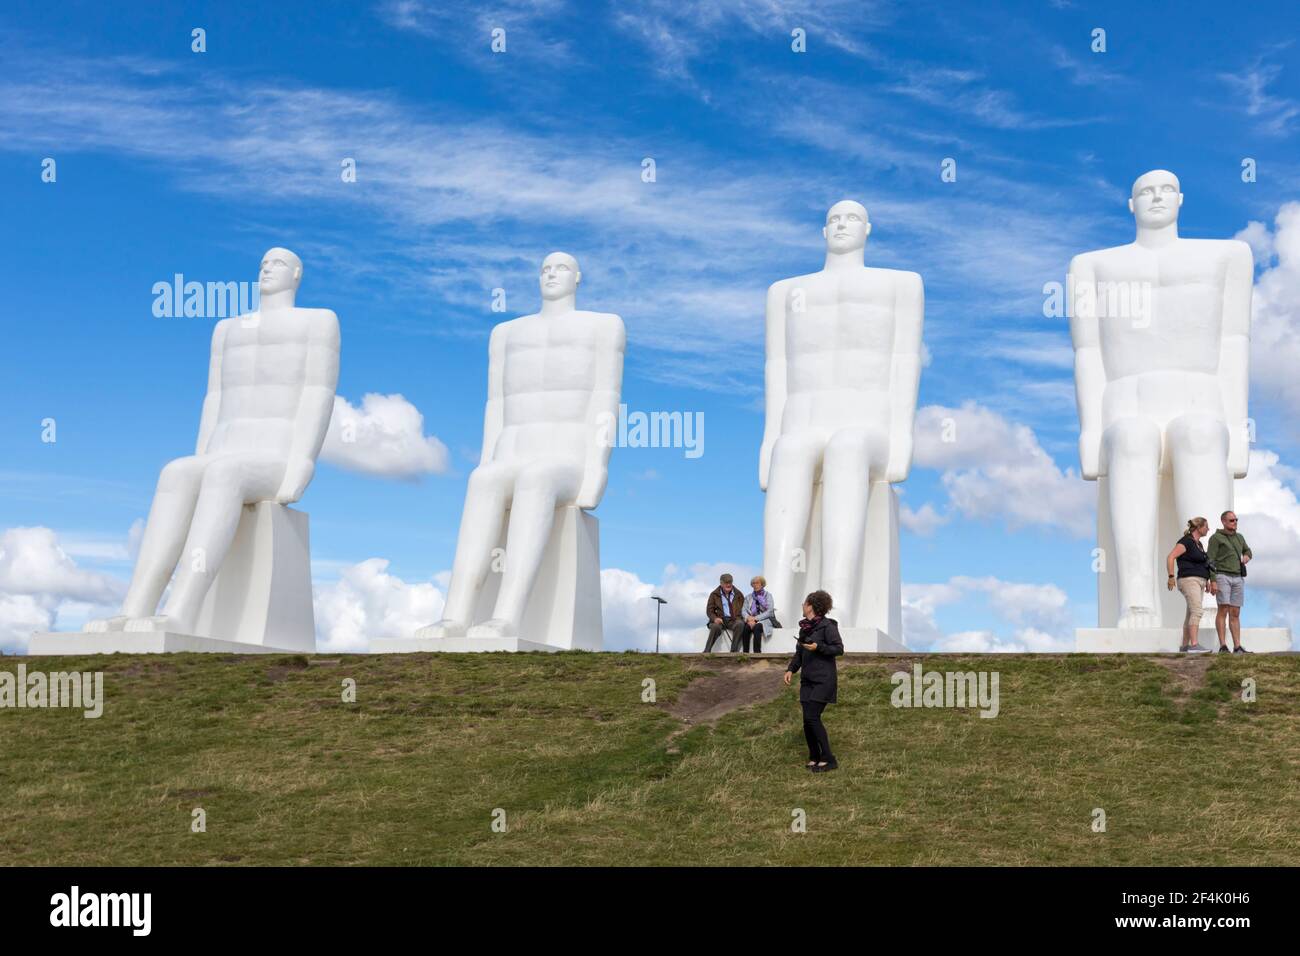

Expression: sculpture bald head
xmin=259 ymin=247 xmax=303 ymax=295
xmin=823 ymin=200 xmax=871 ymax=253
xmin=540 ymin=251 xmax=581 ymax=301
xmin=1128 ymin=170 xmax=1182 ymax=229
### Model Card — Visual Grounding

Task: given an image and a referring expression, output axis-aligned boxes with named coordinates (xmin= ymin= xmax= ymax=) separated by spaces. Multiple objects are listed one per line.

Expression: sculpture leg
xmin=1103 ymin=418 xmax=1162 ymax=628
xmin=763 ymin=434 xmax=822 ymax=624
xmin=146 ymin=456 xmax=282 ymax=633
xmin=1168 ymin=414 xmax=1232 ymax=537
xmin=821 ymin=427 xmax=886 ymax=625
xmin=430 ymin=464 xmax=515 ymax=632
xmin=481 ymin=461 xmax=583 ymax=633
xmin=93 ymin=457 xmax=207 ymax=630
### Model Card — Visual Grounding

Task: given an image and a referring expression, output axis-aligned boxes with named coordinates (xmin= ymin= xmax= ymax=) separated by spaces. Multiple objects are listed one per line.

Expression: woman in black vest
xmin=782 ymin=589 xmax=845 ymax=772
xmin=1166 ymin=516 xmax=1216 ymax=653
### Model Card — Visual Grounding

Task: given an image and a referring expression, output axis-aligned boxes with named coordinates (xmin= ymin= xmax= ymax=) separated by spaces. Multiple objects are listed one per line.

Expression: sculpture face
xmin=1128 ymin=170 xmax=1182 ymax=229
xmin=822 ymin=200 xmax=870 ymax=254
xmin=258 ymin=247 xmax=303 ymax=295
xmin=539 ymin=252 xmax=580 ymax=301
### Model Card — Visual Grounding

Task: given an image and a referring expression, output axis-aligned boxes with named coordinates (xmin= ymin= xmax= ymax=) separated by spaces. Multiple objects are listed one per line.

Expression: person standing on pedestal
xmin=1207 ymin=511 xmax=1253 ymax=653
xmin=1166 ymin=517 xmax=1215 ymax=653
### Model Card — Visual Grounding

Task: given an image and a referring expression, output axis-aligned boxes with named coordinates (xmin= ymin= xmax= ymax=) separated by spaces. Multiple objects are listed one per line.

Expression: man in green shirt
xmin=1206 ymin=511 xmax=1252 ymax=653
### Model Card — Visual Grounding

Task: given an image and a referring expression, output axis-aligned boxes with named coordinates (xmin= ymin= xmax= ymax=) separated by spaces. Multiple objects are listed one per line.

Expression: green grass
xmin=1 ymin=652 xmax=1296 ymax=865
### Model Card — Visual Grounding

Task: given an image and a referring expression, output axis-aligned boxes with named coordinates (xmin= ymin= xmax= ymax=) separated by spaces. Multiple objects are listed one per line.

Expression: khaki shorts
xmin=1177 ymin=576 xmax=1208 ymax=627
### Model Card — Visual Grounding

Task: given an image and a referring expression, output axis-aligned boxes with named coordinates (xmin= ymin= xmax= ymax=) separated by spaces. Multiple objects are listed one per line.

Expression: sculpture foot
xmin=466 ymin=618 xmax=519 ymax=639
xmin=413 ymin=619 xmax=467 ymax=640
xmin=124 ymin=614 xmax=191 ymax=633
xmin=84 ymin=615 xmax=128 ymax=633
xmin=1117 ymin=607 xmax=1158 ymax=629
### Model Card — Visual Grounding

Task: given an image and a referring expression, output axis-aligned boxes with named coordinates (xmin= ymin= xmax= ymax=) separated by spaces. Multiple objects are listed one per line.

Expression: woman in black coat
xmin=782 ymin=589 xmax=844 ymax=772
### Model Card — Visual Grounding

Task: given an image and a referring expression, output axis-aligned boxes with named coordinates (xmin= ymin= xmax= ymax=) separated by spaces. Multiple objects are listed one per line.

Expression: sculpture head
xmin=1128 ymin=170 xmax=1182 ymax=229
xmin=823 ymin=200 xmax=870 ymax=254
xmin=539 ymin=252 xmax=580 ymax=302
xmin=259 ymin=247 xmax=303 ymax=295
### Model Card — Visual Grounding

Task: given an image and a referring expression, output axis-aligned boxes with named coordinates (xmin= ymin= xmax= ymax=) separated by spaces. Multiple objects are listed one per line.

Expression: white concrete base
xmin=369 ymin=636 xmax=562 ymax=653
xmin=26 ymin=631 xmax=305 ymax=655
xmin=28 ymin=502 xmax=317 ymax=656
xmin=767 ymin=626 xmax=907 ymax=653
xmin=1075 ymin=626 xmax=1293 ymax=653
xmin=387 ymin=505 xmax=603 ymax=653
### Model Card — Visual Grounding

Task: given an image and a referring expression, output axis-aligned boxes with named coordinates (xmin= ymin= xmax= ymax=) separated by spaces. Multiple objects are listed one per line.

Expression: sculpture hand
xmin=275 ymin=457 xmax=315 ymax=504
xmin=1228 ymin=435 xmax=1249 ymax=479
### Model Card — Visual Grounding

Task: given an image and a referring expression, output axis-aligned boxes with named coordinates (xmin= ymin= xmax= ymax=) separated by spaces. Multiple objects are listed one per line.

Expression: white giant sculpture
xmin=381 ymin=252 xmax=624 ymax=653
xmin=32 ymin=248 xmax=338 ymax=654
xmin=760 ymin=200 xmax=922 ymax=652
xmin=1071 ymin=170 xmax=1288 ymax=651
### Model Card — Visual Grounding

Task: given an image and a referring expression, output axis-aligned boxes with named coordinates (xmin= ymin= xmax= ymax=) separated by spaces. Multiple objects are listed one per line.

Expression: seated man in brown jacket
xmin=704 ymin=573 xmax=746 ymax=652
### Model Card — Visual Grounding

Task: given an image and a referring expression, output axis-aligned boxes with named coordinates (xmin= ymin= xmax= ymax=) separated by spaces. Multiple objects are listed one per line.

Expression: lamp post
xmin=651 ymin=595 xmax=667 ymax=653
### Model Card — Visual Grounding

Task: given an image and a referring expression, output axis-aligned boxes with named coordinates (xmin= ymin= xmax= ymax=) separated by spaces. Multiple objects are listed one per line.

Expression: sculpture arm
xmin=759 ymin=280 xmax=788 ymax=491
xmin=479 ymin=323 xmax=507 ymax=468
xmin=195 ymin=319 xmax=229 ymax=456
xmin=885 ymin=272 xmax=924 ymax=483
xmin=1222 ymin=241 xmax=1253 ymax=479
xmin=1069 ymin=255 xmax=1104 ymax=480
xmin=576 ymin=315 xmax=626 ymax=510
xmin=275 ymin=311 xmax=341 ymax=504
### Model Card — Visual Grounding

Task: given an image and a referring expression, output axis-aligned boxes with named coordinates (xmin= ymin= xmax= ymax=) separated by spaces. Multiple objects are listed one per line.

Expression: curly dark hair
xmin=804 ymin=590 xmax=833 ymax=617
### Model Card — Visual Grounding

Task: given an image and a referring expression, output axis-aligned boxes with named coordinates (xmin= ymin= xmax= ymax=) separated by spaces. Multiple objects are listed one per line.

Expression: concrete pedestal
xmin=374 ymin=506 xmax=602 ymax=653
xmin=28 ymin=502 xmax=316 ymax=655
xmin=1075 ymin=626 xmax=1292 ymax=653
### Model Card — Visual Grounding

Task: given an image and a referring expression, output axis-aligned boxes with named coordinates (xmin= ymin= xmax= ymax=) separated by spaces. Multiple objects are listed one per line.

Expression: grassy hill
xmin=1 ymin=651 xmax=1297 ymax=866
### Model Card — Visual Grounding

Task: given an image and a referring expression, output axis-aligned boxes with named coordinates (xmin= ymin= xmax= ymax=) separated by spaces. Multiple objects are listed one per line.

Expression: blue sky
xmin=3 ymin=0 xmax=1300 ymax=652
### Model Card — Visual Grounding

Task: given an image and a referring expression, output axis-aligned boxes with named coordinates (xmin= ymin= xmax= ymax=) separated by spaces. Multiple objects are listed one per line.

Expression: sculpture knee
xmin=1103 ymin=419 xmax=1160 ymax=463
xmin=514 ymin=463 xmax=579 ymax=503
xmin=824 ymin=428 xmax=886 ymax=473
xmin=157 ymin=456 xmax=205 ymax=494
xmin=197 ymin=458 xmax=247 ymax=498
xmin=1168 ymin=415 xmax=1228 ymax=457
xmin=771 ymin=435 xmax=821 ymax=475
xmin=466 ymin=464 xmax=512 ymax=500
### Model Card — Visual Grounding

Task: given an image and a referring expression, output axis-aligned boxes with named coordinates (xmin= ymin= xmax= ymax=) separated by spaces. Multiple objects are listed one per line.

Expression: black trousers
xmin=740 ymin=623 xmax=763 ymax=653
xmin=802 ymin=699 xmax=834 ymax=763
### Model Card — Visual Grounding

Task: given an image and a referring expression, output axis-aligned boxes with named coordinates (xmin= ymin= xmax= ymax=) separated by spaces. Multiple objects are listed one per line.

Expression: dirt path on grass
xmin=661 ymin=657 xmax=789 ymax=728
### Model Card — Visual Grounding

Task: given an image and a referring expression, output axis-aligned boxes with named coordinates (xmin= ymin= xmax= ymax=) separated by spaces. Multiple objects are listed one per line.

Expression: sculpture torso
xmin=207 ymin=308 xmax=330 ymax=457
xmin=494 ymin=309 xmax=620 ymax=464
xmin=1083 ymin=238 xmax=1234 ymax=427
xmin=780 ymin=266 xmax=907 ymax=434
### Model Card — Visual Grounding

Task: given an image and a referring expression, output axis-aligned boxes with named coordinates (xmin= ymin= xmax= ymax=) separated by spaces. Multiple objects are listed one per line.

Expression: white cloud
xmin=1239 ymin=203 xmax=1300 ymax=415
xmin=899 ymin=502 xmax=948 ymax=536
xmin=0 ymin=527 xmax=126 ymax=652
xmin=913 ymin=402 xmax=1094 ymax=536
xmin=902 ymin=575 xmax=1073 ymax=652
xmin=314 ymin=558 xmax=446 ymax=653
xmin=321 ymin=393 xmax=450 ymax=480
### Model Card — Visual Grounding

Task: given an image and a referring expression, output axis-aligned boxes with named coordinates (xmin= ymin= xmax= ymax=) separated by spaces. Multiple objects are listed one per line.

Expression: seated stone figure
xmin=416 ymin=252 xmax=624 ymax=643
xmin=86 ymin=248 xmax=340 ymax=637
